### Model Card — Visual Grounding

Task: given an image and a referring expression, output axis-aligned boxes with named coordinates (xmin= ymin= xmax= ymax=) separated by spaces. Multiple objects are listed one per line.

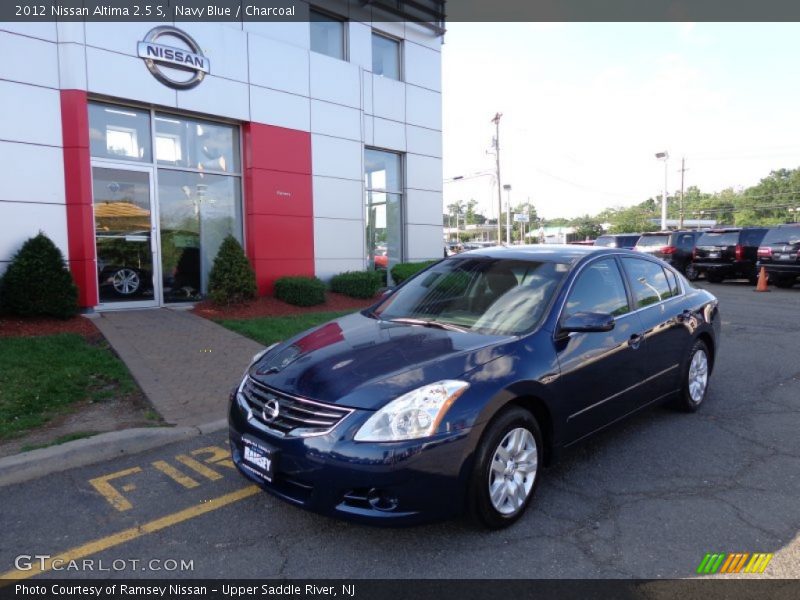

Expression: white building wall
xmin=0 ymin=31 xmax=66 ymax=276
xmin=0 ymin=16 xmax=443 ymax=280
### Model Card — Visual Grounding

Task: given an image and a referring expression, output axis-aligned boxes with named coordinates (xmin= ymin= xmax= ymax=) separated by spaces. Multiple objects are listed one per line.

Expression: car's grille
xmin=240 ymin=377 xmax=352 ymax=437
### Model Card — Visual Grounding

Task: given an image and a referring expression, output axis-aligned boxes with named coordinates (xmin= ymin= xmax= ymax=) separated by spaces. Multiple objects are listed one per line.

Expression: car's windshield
xmin=636 ymin=235 xmax=670 ymax=247
xmin=372 ymin=258 xmax=568 ymax=336
xmin=698 ymin=231 xmax=739 ymax=246
xmin=761 ymin=226 xmax=800 ymax=245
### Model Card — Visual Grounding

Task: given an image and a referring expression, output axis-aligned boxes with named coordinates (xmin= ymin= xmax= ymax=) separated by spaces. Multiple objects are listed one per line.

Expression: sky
xmin=441 ymin=23 xmax=800 ymax=221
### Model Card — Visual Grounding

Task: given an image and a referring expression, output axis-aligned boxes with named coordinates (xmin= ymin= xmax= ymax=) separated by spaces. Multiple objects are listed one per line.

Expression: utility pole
xmin=679 ymin=157 xmax=688 ymax=229
xmin=491 ymin=112 xmax=503 ymax=245
xmin=655 ymin=151 xmax=669 ymax=230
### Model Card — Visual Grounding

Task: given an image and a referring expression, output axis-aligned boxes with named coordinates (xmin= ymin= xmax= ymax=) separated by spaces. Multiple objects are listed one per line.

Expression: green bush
xmin=329 ymin=271 xmax=383 ymax=299
xmin=208 ymin=235 xmax=257 ymax=305
xmin=390 ymin=261 xmax=437 ymax=285
xmin=0 ymin=233 xmax=78 ymax=319
xmin=274 ymin=276 xmax=326 ymax=307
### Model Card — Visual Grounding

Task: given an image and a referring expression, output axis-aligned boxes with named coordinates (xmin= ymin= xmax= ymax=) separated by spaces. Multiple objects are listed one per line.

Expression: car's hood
xmin=248 ymin=312 xmax=514 ymax=410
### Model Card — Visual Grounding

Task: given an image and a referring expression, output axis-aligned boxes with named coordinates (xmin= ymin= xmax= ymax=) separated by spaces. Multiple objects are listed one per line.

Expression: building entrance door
xmin=92 ymin=162 xmax=161 ymax=308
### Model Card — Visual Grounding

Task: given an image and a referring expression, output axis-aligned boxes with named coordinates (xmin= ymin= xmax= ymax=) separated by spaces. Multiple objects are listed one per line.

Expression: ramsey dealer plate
xmin=242 ymin=436 xmax=277 ymax=482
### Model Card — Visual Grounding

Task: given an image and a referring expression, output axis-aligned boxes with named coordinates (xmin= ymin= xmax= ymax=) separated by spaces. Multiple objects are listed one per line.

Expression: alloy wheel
xmin=688 ymin=348 xmax=709 ymax=403
xmin=112 ymin=268 xmax=140 ymax=295
xmin=488 ymin=427 xmax=538 ymax=515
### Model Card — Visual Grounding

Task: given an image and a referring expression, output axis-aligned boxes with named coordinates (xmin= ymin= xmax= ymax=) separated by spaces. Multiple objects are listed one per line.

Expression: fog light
xmin=367 ymin=488 xmax=399 ymax=512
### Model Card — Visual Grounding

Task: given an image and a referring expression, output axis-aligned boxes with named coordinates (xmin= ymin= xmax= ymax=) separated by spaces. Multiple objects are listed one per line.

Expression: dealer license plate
xmin=242 ymin=436 xmax=276 ymax=482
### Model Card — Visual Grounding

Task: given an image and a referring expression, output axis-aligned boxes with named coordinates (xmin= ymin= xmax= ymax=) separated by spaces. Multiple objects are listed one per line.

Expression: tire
xmin=684 ymin=263 xmax=700 ymax=281
xmin=672 ymin=339 xmax=711 ymax=412
xmin=467 ymin=406 xmax=543 ymax=529
xmin=110 ymin=267 xmax=142 ymax=296
xmin=773 ymin=276 xmax=796 ymax=289
xmin=706 ymin=272 xmax=724 ymax=283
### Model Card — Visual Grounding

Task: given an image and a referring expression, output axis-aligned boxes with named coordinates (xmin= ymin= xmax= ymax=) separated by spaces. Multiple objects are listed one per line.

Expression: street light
xmin=503 ymin=184 xmax=512 ymax=245
xmin=655 ymin=151 xmax=669 ymax=230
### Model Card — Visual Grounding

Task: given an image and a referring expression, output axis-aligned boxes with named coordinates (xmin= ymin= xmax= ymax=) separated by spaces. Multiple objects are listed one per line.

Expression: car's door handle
xmin=629 ymin=334 xmax=643 ymax=350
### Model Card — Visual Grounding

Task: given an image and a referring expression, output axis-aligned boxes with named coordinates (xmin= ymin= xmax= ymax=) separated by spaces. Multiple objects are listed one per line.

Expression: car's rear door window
xmin=564 ymin=258 xmax=630 ymax=318
xmin=621 ymin=258 xmax=676 ymax=308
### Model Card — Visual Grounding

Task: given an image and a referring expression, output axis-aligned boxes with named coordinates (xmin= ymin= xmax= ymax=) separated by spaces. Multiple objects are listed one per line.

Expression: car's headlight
xmin=251 ymin=343 xmax=279 ymax=366
xmin=354 ymin=380 xmax=469 ymax=442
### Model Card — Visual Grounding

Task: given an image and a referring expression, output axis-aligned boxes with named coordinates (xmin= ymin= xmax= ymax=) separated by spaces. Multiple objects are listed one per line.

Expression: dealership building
xmin=0 ymin=9 xmax=444 ymax=309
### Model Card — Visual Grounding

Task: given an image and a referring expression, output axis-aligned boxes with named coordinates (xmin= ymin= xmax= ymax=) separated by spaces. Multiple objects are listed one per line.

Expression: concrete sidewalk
xmin=94 ymin=308 xmax=262 ymax=427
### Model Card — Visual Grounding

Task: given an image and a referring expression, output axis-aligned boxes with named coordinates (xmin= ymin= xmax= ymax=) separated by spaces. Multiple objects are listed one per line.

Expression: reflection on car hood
xmin=248 ymin=312 xmax=513 ymax=410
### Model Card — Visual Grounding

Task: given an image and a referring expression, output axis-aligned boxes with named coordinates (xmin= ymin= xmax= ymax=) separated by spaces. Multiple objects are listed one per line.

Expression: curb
xmin=0 ymin=418 xmax=228 ymax=488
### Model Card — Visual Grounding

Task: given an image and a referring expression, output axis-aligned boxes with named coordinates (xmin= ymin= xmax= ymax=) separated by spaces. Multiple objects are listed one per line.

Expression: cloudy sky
xmin=441 ymin=23 xmax=800 ymax=220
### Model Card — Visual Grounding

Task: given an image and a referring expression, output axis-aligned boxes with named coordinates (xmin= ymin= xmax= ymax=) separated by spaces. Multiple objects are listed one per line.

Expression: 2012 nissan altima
xmin=228 ymin=246 xmax=720 ymax=528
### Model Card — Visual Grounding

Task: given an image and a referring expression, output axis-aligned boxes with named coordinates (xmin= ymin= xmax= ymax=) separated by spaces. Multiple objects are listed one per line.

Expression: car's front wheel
xmin=111 ymin=267 xmax=141 ymax=296
xmin=673 ymin=339 xmax=710 ymax=412
xmin=468 ymin=406 xmax=542 ymax=529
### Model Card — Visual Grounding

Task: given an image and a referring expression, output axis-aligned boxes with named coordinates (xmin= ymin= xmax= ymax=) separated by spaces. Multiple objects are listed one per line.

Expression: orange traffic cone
xmin=755 ymin=266 xmax=770 ymax=292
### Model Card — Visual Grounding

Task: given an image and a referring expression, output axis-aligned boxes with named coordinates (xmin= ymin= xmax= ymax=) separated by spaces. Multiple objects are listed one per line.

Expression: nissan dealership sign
xmin=137 ymin=26 xmax=210 ymax=89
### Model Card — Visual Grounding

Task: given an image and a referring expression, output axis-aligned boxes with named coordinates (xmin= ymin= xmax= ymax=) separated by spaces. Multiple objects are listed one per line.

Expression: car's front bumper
xmin=228 ymin=392 xmax=475 ymax=526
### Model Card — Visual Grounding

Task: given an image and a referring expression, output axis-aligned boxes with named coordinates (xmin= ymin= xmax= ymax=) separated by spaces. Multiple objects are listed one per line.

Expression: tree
xmin=0 ymin=232 xmax=78 ymax=319
xmin=207 ymin=235 xmax=257 ymax=305
xmin=571 ymin=214 xmax=603 ymax=240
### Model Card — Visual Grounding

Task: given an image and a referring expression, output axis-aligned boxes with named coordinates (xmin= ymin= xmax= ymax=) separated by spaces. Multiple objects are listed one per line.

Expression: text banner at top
xmin=4 ymin=0 xmax=800 ymax=23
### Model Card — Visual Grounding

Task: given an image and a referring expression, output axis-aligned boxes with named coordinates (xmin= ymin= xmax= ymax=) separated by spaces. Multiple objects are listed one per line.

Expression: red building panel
xmin=60 ymin=90 xmax=97 ymax=308
xmin=243 ymin=123 xmax=315 ymax=293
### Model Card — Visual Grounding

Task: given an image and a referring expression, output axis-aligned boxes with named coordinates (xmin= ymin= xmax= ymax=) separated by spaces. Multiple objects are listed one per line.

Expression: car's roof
xmin=597 ymin=233 xmax=640 ymax=237
xmin=458 ymin=244 xmax=634 ymax=262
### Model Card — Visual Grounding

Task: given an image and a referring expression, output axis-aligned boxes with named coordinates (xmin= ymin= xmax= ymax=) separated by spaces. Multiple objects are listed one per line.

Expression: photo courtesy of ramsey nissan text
xmin=0 ymin=2 xmax=799 ymax=599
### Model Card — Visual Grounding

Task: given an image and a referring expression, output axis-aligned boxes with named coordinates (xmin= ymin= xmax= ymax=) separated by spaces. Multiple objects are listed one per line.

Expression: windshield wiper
xmin=387 ymin=317 xmax=468 ymax=333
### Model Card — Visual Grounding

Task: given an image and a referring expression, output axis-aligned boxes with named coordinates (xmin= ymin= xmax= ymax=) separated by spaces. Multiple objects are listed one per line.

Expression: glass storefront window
xmin=89 ymin=103 xmax=152 ymax=162
xmin=88 ymin=101 xmax=243 ymax=306
xmin=158 ymin=170 xmax=242 ymax=302
xmin=154 ymin=114 xmax=240 ymax=174
xmin=365 ymin=149 xmax=403 ymax=274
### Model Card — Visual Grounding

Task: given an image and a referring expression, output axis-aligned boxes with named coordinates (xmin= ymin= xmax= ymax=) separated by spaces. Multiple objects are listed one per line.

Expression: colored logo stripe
xmin=697 ymin=552 xmax=773 ymax=574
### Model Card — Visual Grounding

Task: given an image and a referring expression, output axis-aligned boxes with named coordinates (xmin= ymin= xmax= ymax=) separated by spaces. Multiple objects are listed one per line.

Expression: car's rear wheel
xmin=673 ymin=339 xmax=710 ymax=412
xmin=684 ymin=263 xmax=700 ymax=281
xmin=468 ymin=406 xmax=542 ymax=529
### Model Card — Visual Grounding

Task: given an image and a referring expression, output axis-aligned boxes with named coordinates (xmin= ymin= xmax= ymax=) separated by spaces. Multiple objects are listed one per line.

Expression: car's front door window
xmin=564 ymin=258 xmax=630 ymax=319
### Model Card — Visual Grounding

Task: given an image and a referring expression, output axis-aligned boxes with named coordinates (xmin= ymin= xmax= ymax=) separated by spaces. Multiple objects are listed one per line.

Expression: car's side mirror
xmin=559 ymin=312 xmax=616 ymax=334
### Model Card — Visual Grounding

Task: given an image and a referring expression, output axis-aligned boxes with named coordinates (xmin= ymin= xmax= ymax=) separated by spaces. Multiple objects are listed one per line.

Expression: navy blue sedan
xmin=229 ymin=245 xmax=720 ymax=528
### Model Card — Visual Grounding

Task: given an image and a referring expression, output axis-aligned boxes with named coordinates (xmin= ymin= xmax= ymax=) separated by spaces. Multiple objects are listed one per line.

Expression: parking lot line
xmin=0 ymin=485 xmax=259 ymax=581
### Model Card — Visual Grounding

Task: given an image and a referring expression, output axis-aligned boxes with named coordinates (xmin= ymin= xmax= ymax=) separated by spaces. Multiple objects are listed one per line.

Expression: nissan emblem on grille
xmin=262 ymin=398 xmax=280 ymax=422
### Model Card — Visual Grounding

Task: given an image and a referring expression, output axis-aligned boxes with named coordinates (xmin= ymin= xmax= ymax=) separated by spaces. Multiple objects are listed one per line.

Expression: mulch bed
xmin=192 ymin=292 xmax=378 ymax=320
xmin=0 ymin=315 xmax=100 ymax=339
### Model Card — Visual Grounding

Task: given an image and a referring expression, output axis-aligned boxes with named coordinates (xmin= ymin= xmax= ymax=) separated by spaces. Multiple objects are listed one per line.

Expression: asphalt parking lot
xmin=1 ymin=281 xmax=799 ymax=580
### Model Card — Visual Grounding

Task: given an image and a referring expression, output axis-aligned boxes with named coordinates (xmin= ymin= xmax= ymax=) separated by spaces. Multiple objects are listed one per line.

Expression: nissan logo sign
xmin=137 ymin=26 xmax=210 ymax=90
xmin=262 ymin=398 xmax=280 ymax=422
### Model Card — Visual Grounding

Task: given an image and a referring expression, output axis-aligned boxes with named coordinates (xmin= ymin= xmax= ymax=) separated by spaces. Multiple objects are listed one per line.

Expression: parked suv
xmin=757 ymin=223 xmax=800 ymax=288
xmin=594 ymin=234 xmax=640 ymax=249
xmin=693 ymin=227 xmax=768 ymax=284
xmin=634 ymin=231 xmax=702 ymax=279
